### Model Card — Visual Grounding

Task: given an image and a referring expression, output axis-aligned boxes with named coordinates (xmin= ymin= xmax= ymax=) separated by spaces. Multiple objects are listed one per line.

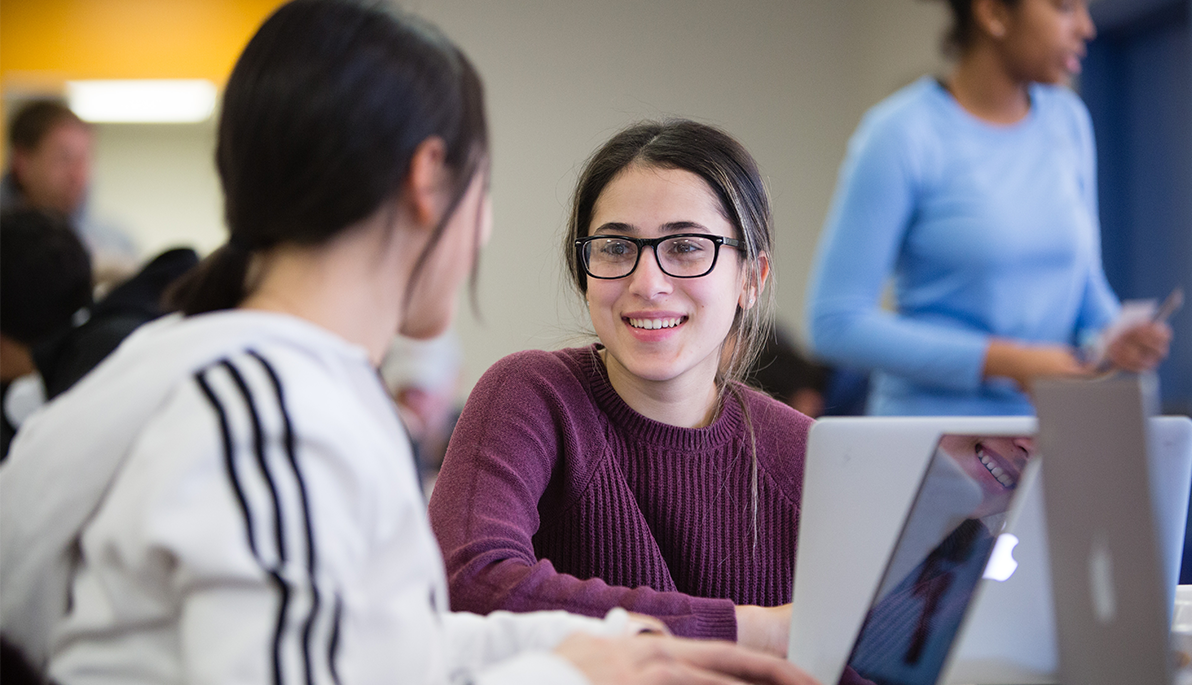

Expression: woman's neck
xmin=946 ymin=47 xmax=1032 ymax=125
xmin=240 ymin=216 xmax=410 ymax=366
xmin=600 ymin=348 xmax=721 ymax=429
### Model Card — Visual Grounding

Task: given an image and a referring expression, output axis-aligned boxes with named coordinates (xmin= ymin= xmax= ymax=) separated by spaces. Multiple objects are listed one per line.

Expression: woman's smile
xmin=975 ymin=441 xmax=1020 ymax=489
xmin=623 ymin=312 xmax=689 ymax=341
xmin=625 ymin=315 xmax=685 ymax=331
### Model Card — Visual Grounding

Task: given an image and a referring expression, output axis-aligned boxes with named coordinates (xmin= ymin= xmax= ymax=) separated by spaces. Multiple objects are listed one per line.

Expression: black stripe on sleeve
xmin=220 ymin=358 xmax=293 ymax=685
xmin=221 ymin=360 xmax=288 ymax=564
xmin=249 ymin=350 xmax=323 ymax=685
xmin=249 ymin=351 xmax=316 ymax=574
xmin=197 ymin=352 xmax=344 ymax=685
xmin=197 ymin=360 xmax=296 ymax=685
xmin=195 ymin=369 xmax=257 ymax=557
xmin=328 ymin=594 xmax=344 ymax=685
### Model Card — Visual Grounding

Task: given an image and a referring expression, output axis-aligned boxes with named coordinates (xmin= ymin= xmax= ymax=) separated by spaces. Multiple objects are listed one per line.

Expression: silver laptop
xmin=788 ymin=413 xmax=1192 ymax=685
xmin=1034 ymin=373 xmax=1175 ymax=684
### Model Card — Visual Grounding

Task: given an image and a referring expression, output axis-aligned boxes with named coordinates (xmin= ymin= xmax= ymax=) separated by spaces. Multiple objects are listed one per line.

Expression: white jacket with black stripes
xmin=0 ymin=310 xmax=631 ymax=685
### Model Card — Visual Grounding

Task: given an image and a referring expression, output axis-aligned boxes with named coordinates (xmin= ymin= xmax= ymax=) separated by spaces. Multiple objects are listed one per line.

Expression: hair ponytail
xmin=164 ymin=242 xmax=252 ymax=315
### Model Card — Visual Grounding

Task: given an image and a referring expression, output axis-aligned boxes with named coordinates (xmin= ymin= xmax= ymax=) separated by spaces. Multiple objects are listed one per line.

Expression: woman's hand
xmin=554 ymin=632 xmax=820 ymax=685
xmin=983 ymin=339 xmax=1089 ymax=391
xmin=1105 ymin=321 xmax=1171 ymax=372
xmin=734 ymin=604 xmax=793 ymax=658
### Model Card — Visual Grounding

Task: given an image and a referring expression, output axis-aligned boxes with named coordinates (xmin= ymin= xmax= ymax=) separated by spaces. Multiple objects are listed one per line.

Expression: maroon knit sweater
xmin=428 ymin=345 xmax=811 ymax=640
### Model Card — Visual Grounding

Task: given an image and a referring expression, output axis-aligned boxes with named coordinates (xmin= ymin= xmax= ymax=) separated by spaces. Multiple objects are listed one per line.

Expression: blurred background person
xmin=744 ymin=323 xmax=876 ymax=418
xmin=746 ymin=325 xmax=830 ymax=418
xmin=381 ymin=329 xmax=464 ymax=493
xmin=805 ymin=0 xmax=1170 ymax=416
xmin=2 ymin=99 xmax=139 ymax=284
xmin=0 ymin=208 xmax=92 ymax=459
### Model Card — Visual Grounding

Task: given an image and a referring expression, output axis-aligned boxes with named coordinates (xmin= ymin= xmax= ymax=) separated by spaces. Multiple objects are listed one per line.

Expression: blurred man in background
xmin=2 ymin=99 xmax=138 ymax=283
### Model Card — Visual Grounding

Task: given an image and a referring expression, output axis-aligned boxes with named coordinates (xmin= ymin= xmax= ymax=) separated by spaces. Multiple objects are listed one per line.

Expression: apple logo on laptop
xmin=1089 ymin=532 xmax=1117 ymax=624
xmin=983 ymin=533 xmax=1020 ymax=582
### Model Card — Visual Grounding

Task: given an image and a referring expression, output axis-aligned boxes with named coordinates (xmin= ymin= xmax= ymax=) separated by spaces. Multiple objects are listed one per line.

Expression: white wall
xmin=90 ymin=120 xmax=223 ymax=258
xmin=86 ymin=0 xmax=949 ymax=395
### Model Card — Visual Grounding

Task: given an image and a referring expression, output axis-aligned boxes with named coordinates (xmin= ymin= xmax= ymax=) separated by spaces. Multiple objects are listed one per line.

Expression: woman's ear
xmin=406 ymin=136 xmax=448 ymax=228
xmin=974 ymin=0 xmax=1011 ymax=40
xmin=739 ymin=251 xmax=770 ymax=310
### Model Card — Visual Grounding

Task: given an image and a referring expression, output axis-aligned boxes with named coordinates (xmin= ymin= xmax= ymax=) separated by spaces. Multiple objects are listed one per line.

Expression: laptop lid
xmin=1034 ymin=373 xmax=1173 ymax=685
xmin=837 ymin=432 xmax=1039 ymax=685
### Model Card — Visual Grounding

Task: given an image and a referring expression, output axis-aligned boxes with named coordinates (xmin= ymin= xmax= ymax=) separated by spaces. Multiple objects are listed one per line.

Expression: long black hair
xmin=169 ymin=0 xmax=488 ymax=314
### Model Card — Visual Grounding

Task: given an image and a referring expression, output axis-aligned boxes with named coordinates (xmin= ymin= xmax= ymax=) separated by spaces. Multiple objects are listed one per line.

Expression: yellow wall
xmin=1 ymin=0 xmax=286 ymax=85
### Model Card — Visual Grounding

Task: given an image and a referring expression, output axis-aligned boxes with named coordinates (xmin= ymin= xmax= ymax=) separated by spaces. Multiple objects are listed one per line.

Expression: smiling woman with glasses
xmin=429 ymin=119 xmax=814 ymax=659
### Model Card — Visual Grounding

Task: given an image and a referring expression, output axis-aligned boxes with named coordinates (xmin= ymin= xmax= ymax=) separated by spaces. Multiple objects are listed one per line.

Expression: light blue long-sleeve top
xmin=806 ymin=77 xmax=1120 ymax=416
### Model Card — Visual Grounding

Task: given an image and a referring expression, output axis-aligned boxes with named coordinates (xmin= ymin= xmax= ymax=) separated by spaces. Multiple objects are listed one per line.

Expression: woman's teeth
xmin=628 ymin=317 xmax=682 ymax=330
xmin=978 ymin=446 xmax=1016 ymax=488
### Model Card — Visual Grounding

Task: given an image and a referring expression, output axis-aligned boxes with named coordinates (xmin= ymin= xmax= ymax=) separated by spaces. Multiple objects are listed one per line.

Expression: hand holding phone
xmin=1092 ymin=287 xmax=1181 ymax=373
xmin=1153 ymin=287 xmax=1184 ymax=325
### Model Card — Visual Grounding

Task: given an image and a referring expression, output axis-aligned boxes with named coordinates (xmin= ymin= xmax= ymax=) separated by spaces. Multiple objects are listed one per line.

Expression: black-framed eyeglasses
xmin=575 ymin=233 xmax=742 ymax=280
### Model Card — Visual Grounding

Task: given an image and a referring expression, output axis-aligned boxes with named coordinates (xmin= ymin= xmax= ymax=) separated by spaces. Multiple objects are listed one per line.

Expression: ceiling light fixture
xmin=66 ymin=79 xmax=218 ymax=124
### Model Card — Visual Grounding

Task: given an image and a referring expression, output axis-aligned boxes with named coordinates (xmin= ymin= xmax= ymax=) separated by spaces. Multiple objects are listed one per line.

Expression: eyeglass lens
xmin=584 ymin=236 xmax=718 ymax=278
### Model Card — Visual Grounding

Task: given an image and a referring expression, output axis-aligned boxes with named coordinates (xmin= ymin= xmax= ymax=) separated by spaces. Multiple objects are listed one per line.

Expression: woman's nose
xmin=627 ymin=246 xmax=674 ymax=298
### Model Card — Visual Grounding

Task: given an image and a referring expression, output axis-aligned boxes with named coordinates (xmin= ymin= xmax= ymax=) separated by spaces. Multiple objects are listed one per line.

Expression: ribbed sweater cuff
xmin=689 ymin=598 xmax=738 ymax=642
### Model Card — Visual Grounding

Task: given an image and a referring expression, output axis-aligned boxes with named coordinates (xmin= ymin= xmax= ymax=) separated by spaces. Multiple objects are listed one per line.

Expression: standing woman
xmin=0 ymin=3 xmax=816 ymax=685
xmin=806 ymin=0 xmax=1170 ymax=416
xmin=430 ymin=120 xmax=809 ymax=657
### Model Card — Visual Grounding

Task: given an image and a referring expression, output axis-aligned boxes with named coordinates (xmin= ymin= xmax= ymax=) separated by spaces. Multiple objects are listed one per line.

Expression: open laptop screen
xmin=838 ymin=434 xmax=1038 ymax=685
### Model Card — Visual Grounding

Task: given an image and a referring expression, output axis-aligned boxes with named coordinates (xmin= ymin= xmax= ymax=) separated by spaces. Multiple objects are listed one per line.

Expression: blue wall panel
xmin=1084 ymin=0 xmax=1192 ymax=415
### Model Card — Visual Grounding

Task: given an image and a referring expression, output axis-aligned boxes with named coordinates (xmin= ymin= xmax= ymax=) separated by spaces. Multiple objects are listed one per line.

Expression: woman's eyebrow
xmin=592 ymin=222 xmax=635 ymax=235
xmin=658 ymin=221 xmax=711 ymax=234
xmin=591 ymin=220 xmax=711 ymax=236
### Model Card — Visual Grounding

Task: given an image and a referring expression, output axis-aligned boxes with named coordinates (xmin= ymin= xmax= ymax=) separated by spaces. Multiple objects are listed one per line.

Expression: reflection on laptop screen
xmin=839 ymin=434 xmax=1038 ymax=685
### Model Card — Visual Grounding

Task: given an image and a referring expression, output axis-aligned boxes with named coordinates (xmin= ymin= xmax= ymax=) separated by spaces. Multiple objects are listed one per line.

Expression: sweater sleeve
xmin=806 ymin=108 xmax=990 ymax=392
xmin=429 ymin=352 xmax=738 ymax=641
